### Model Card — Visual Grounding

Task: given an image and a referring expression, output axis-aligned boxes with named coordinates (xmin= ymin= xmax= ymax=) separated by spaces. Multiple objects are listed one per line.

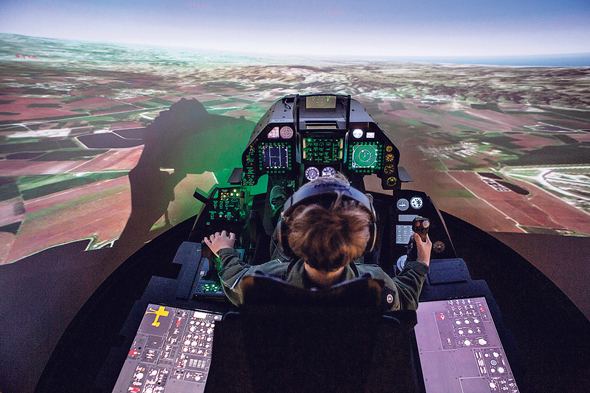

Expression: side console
xmin=371 ymin=190 xmax=456 ymax=276
xmin=185 ymin=186 xmax=251 ymax=301
xmin=188 ymin=186 xmax=248 ymax=245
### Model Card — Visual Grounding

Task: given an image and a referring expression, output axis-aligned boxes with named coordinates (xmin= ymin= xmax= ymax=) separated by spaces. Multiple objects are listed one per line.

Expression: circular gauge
xmin=322 ymin=166 xmax=336 ymax=177
xmin=386 ymin=177 xmax=398 ymax=187
xmin=385 ymin=154 xmax=395 ymax=162
xmin=396 ymin=198 xmax=409 ymax=211
xmin=305 ymin=166 xmax=320 ymax=181
xmin=280 ymin=126 xmax=294 ymax=139
xmin=384 ymin=165 xmax=395 ymax=175
xmin=386 ymin=146 xmax=393 ymax=152
xmin=410 ymin=196 xmax=423 ymax=210
xmin=433 ymin=241 xmax=445 ymax=253
xmin=352 ymin=129 xmax=363 ymax=139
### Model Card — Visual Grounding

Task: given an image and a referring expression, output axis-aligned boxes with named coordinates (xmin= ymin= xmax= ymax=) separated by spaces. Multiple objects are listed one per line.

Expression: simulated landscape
xmin=1 ymin=33 xmax=590 ymax=266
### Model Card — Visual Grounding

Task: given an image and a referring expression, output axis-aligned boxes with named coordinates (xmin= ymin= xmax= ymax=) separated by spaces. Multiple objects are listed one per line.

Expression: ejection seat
xmin=205 ymin=274 xmax=418 ymax=393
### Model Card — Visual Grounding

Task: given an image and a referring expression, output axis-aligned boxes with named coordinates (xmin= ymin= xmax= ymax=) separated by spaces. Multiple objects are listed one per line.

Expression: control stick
xmin=407 ymin=216 xmax=430 ymax=261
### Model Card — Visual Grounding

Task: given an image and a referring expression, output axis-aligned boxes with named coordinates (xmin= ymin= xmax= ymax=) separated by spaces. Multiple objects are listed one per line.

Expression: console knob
xmin=433 ymin=241 xmax=445 ymax=253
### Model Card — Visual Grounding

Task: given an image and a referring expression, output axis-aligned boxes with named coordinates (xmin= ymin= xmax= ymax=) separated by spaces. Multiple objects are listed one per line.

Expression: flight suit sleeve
xmin=383 ymin=260 xmax=429 ymax=311
xmin=216 ymin=248 xmax=289 ymax=305
xmin=395 ymin=260 xmax=429 ymax=310
xmin=216 ymin=248 xmax=251 ymax=305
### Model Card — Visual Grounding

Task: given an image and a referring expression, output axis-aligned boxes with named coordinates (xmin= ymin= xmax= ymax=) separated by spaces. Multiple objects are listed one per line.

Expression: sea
xmin=1 ymin=33 xmax=589 ymax=68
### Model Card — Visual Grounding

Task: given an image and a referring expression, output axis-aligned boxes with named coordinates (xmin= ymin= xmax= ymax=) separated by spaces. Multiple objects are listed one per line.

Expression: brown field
xmin=0 ymin=160 xmax=91 ymax=175
xmin=109 ymin=121 xmax=144 ymax=130
xmin=0 ymin=96 xmax=81 ymax=121
xmin=3 ymin=177 xmax=131 ymax=264
xmin=509 ymin=134 xmax=561 ymax=149
xmin=63 ymin=96 xmax=119 ymax=110
xmin=23 ymin=176 xmax=129 ymax=214
xmin=570 ymin=133 xmax=590 ymax=142
xmin=0 ymin=198 xmax=25 ymax=227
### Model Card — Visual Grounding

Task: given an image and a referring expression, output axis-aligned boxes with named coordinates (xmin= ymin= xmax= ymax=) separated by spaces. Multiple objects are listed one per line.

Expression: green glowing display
xmin=302 ymin=137 xmax=344 ymax=164
xmin=349 ymin=143 xmax=382 ymax=172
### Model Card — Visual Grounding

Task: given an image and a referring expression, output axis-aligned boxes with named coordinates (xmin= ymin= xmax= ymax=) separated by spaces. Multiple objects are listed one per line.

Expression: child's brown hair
xmin=285 ymin=176 xmax=371 ymax=272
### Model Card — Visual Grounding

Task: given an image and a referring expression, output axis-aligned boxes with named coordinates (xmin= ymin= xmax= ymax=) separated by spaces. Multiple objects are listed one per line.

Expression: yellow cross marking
xmin=146 ymin=306 xmax=169 ymax=327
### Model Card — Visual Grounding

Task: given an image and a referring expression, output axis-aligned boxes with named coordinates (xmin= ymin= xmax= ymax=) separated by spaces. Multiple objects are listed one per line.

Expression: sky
xmin=1 ymin=0 xmax=589 ymax=59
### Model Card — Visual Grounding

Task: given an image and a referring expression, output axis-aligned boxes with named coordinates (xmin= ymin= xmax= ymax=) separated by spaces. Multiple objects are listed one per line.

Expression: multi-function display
xmin=350 ymin=142 xmax=382 ymax=170
xmin=302 ymin=137 xmax=344 ymax=163
xmin=260 ymin=143 xmax=290 ymax=171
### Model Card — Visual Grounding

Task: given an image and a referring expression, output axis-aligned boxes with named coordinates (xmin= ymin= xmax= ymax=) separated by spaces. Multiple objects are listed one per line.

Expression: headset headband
xmin=283 ymin=181 xmax=375 ymax=220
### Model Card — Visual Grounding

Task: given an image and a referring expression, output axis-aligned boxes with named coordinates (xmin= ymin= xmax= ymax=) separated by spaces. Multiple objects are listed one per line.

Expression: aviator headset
xmin=276 ymin=181 xmax=377 ymax=258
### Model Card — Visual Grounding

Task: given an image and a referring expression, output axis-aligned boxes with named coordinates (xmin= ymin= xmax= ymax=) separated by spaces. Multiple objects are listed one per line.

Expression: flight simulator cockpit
xmin=164 ymin=94 xmax=520 ymax=392
xmin=38 ymin=94 xmax=525 ymax=393
xmin=188 ymin=94 xmax=455 ymax=275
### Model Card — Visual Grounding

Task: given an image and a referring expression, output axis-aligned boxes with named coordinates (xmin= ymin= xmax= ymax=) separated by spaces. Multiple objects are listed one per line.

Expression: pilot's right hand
xmin=413 ymin=233 xmax=432 ymax=266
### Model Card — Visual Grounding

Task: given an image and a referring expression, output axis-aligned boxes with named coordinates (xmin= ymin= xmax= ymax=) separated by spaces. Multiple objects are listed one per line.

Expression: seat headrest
xmin=240 ymin=273 xmax=387 ymax=310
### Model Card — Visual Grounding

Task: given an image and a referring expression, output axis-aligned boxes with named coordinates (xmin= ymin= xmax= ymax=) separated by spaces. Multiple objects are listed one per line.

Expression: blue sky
xmin=1 ymin=0 xmax=589 ymax=58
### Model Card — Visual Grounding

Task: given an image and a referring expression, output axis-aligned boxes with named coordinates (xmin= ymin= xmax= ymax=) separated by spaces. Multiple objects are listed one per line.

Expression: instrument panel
xmin=241 ymin=95 xmax=401 ymax=190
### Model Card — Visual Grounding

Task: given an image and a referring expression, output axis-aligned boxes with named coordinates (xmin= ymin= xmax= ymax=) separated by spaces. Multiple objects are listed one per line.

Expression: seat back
xmin=205 ymin=275 xmax=417 ymax=393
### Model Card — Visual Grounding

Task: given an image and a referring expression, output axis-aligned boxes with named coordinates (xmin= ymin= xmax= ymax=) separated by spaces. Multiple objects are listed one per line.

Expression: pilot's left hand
xmin=204 ymin=230 xmax=236 ymax=257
